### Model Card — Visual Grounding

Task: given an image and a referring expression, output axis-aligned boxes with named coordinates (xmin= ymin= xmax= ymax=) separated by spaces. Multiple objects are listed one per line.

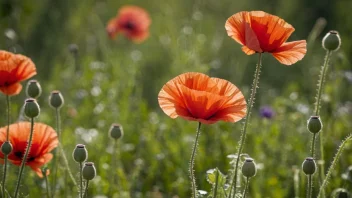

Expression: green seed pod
xmin=49 ymin=90 xmax=64 ymax=109
xmin=322 ymin=30 xmax=341 ymax=51
xmin=26 ymin=80 xmax=42 ymax=99
xmin=24 ymin=98 xmax=40 ymax=118
xmin=82 ymin=162 xmax=96 ymax=180
xmin=241 ymin=158 xmax=257 ymax=178
xmin=307 ymin=116 xmax=322 ymax=134
xmin=1 ymin=141 xmax=13 ymax=155
xmin=109 ymin=124 xmax=123 ymax=140
xmin=302 ymin=157 xmax=316 ymax=175
xmin=332 ymin=188 xmax=349 ymax=198
xmin=72 ymin=144 xmax=88 ymax=163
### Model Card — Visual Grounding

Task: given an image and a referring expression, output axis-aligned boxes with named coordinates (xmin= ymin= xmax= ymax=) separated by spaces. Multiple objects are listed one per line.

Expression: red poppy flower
xmin=158 ymin=72 xmax=247 ymax=124
xmin=225 ymin=11 xmax=307 ymax=65
xmin=0 ymin=50 xmax=37 ymax=96
xmin=106 ymin=5 xmax=151 ymax=43
xmin=0 ymin=122 xmax=58 ymax=177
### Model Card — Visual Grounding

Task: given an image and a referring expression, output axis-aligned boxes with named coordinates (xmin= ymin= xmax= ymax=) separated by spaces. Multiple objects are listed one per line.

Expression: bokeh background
xmin=0 ymin=0 xmax=352 ymax=197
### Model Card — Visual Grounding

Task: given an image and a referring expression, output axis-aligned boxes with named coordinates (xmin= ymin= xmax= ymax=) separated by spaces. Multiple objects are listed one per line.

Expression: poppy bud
xmin=332 ymin=188 xmax=349 ymax=198
xmin=307 ymin=116 xmax=322 ymax=134
xmin=322 ymin=30 xmax=341 ymax=51
xmin=302 ymin=157 xmax=316 ymax=175
xmin=49 ymin=90 xmax=64 ymax=109
xmin=26 ymin=80 xmax=42 ymax=99
xmin=68 ymin=44 xmax=79 ymax=56
xmin=73 ymin=144 xmax=88 ymax=163
xmin=241 ymin=158 xmax=257 ymax=178
xmin=109 ymin=124 xmax=123 ymax=140
xmin=1 ymin=141 xmax=13 ymax=155
xmin=82 ymin=162 xmax=96 ymax=180
xmin=24 ymin=98 xmax=40 ymax=118
xmin=41 ymin=167 xmax=50 ymax=177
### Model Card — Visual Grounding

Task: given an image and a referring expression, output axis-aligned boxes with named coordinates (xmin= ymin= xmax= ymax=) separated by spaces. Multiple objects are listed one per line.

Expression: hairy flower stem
xmin=242 ymin=177 xmax=250 ymax=198
xmin=14 ymin=118 xmax=35 ymax=198
xmin=59 ymin=142 xmax=78 ymax=187
xmin=317 ymin=134 xmax=352 ymax=198
xmin=213 ymin=168 xmax=219 ymax=198
xmin=44 ymin=172 xmax=51 ymax=198
xmin=52 ymin=108 xmax=61 ymax=194
xmin=83 ymin=180 xmax=89 ymax=198
xmin=307 ymin=175 xmax=312 ymax=198
xmin=80 ymin=162 xmax=83 ymax=198
xmin=189 ymin=122 xmax=202 ymax=198
xmin=229 ymin=53 xmax=262 ymax=198
xmin=2 ymin=96 xmax=10 ymax=198
xmin=313 ymin=50 xmax=332 ymax=198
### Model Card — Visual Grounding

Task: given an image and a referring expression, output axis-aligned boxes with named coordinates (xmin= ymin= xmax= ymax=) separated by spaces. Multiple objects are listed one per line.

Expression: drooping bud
xmin=24 ymin=98 xmax=40 ymax=118
xmin=332 ymin=188 xmax=349 ymax=198
xmin=49 ymin=90 xmax=64 ymax=109
xmin=82 ymin=162 xmax=96 ymax=180
xmin=72 ymin=144 xmax=88 ymax=163
xmin=1 ymin=141 xmax=13 ymax=155
xmin=241 ymin=158 xmax=257 ymax=178
xmin=302 ymin=157 xmax=316 ymax=175
xmin=307 ymin=116 xmax=322 ymax=134
xmin=26 ymin=80 xmax=42 ymax=99
xmin=322 ymin=30 xmax=341 ymax=51
xmin=109 ymin=124 xmax=123 ymax=140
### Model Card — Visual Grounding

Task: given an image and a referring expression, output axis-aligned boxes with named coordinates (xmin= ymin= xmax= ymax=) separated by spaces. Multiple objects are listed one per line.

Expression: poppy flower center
xmin=14 ymin=151 xmax=35 ymax=162
xmin=124 ymin=21 xmax=135 ymax=30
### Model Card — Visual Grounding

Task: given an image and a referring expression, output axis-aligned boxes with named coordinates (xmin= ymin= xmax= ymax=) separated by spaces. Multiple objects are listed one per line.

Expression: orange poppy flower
xmin=158 ymin=72 xmax=247 ymax=124
xmin=106 ymin=5 xmax=151 ymax=43
xmin=0 ymin=122 xmax=58 ymax=177
xmin=225 ymin=11 xmax=307 ymax=65
xmin=0 ymin=50 xmax=37 ymax=96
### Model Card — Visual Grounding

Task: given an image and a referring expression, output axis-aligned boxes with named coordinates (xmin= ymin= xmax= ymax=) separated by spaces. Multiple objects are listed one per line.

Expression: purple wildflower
xmin=259 ymin=106 xmax=274 ymax=119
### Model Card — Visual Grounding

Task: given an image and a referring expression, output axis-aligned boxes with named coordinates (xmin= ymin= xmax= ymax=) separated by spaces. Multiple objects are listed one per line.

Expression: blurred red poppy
xmin=158 ymin=72 xmax=247 ymax=124
xmin=0 ymin=50 xmax=37 ymax=95
xmin=225 ymin=11 xmax=307 ymax=65
xmin=106 ymin=5 xmax=151 ymax=43
xmin=0 ymin=122 xmax=58 ymax=177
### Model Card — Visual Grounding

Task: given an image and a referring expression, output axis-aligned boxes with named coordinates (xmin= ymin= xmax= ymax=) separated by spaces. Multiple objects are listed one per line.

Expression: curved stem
xmin=52 ymin=108 xmax=61 ymax=194
xmin=14 ymin=118 xmax=35 ymax=198
xmin=307 ymin=175 xmax=312 ymax=198
xmin=58 ymin=142 xmax=78 ymax=187
xmin=189 ymin=122 xmax=202 ymax=198
xmin=314 ymin=50 xmax=332 ymax=198
xmin=229 ymin=53 xmax=263 ymax=198
xmin=317 ymin=134 xmax=352 ymax=198
xmin=80 ymin=162 xmax=83 ymax=198
xmin=242 ymin=177 xmax=250 ymax=198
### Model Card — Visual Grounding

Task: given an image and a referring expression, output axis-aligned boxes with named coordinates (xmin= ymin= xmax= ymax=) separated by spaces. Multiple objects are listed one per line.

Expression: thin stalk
xmin=189 ymin=122 xmax=202 ymax=198
xmin=2 ymin=95 xmax=10 ymax=198
xmin=242 ymin=177 xmax=250 ymax=198
xmin=310 ymin=133 xmax=316 ymax=157
xmin=213 ymin=168 xmax=219 ymax=198
xmin=52 ymin=108 xmax=61 ymax=195
xmin=14 ymin=118 xmax=35 ymax=198
xmin=44 ymin=171 xmax=51 ymax=198
xmin=317 ymin=134 xmax=352 ymax=198
xmin=307 ymin=175 xmax=312 ymax=198
xmin=314 ymin=50 xmax=332 ymax=198
xmin=83 ymin=180 xmax=89 ymax=198
xmin=110 ymin=140 xmax=119 ymax=196
xmin=58 ymin=142 xmax=78 ymax=187
xmin=229 ymin=53 xmax=263 ymax=198
xmin=79 ymin=162 xmax=83 ymax=198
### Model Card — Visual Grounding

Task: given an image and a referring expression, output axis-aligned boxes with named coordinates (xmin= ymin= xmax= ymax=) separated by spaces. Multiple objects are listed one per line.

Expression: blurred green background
xmin=0 ymin=0 xmax=352 ymax=197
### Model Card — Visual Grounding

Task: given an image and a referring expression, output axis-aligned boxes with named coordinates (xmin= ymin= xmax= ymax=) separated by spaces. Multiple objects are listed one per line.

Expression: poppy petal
xmin=0 ymin=83 xmax=22 ymax=96
xmin=241 ymin=46 xmax=256 ymax=55
xmin=249 ymin=11 xmax=295 ymax=52
xmin=225 ymin=11 xmax=247 ymax=46
xmin=244 ymin=22 xmax=262 ymax=52
xmin=106 ymin=18 xmax=119 ymax=39
xmin=271 ymin=40 xmax=307 ymax=65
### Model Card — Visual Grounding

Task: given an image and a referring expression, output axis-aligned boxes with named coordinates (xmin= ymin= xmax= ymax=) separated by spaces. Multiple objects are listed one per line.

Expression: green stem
xmin=80 ymin=162 xmax=83 ymax=198
xmin=14 ymin=118 xmax=35 ymax=198
xmin=314 ymin=50 xmax=332 ymax=198
xmin=83 ymin=180 xmax=89 ymax=198
xmin=2 ymin=95 xmax=10 ymax=198
xmin=310 ymin=133 xmax=316 ymax=157
xmin=44 ymin=171 xmax=51 ymax=198
xmin=213 ymin=168 xmax=219 ymax=198
xmin=229 ymin=53 xmax=263 ymax=198
xmin=242 ymin=177 xmax=250 ymax=198
xmin=317 ymin=134 xmax=352 ymax=198
xmin=52 ymin=108 xmax=61 ymax=195
xmin=307 ymin=175 xmax=312 ymax=198
xmin=189 ymin=122 xmax=202 ymax=198
xmin=58 ymin=142 xmax=78 ymax=187
xmin=110 ymin=140 xmax=118 ymax=196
